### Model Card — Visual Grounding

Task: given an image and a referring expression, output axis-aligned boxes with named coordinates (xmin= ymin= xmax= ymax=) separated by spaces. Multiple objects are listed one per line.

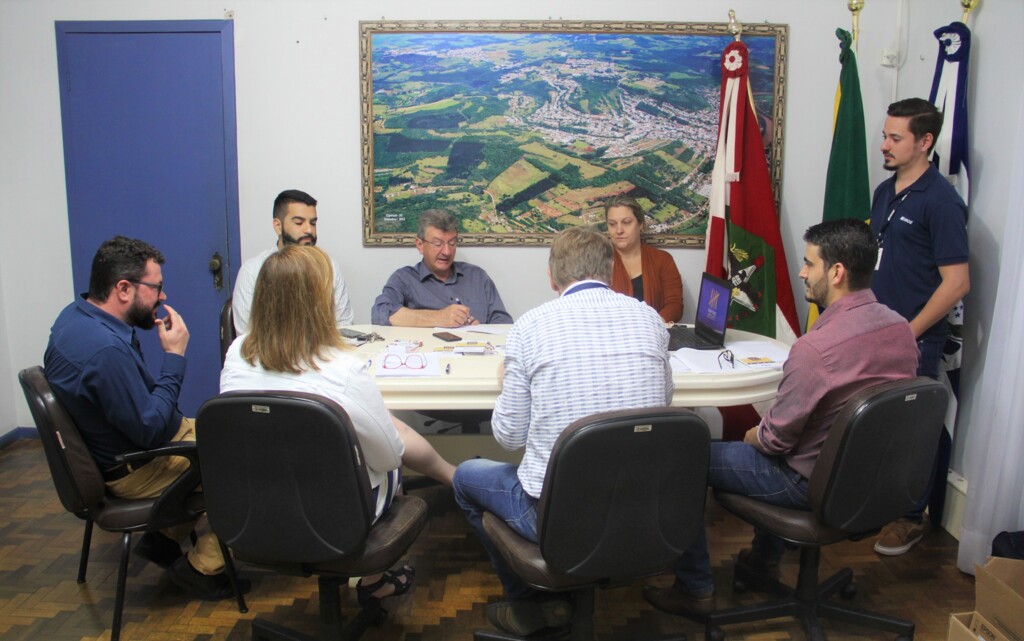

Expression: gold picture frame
xmin=360 ymin=20 xmax=788 ymax=247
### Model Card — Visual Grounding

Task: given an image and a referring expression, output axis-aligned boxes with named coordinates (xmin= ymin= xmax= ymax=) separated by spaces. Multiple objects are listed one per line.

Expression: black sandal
xmin=356 ymin=565 xmax=416 ymax=606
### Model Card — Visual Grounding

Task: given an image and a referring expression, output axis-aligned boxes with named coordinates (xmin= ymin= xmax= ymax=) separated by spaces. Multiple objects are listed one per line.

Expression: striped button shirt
xmin=492 ymin=282 xmax=673 ymax=497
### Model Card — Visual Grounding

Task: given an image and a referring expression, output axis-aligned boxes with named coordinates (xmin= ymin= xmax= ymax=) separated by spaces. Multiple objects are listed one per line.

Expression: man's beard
xmin=127 ymin=297 xmax=158 ymax=329
xmin=281 ymin=230 xmax=316 ymax=246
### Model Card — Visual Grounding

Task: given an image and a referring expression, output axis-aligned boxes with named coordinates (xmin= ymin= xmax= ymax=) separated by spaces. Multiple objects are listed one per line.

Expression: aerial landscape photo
xmin=364 ymin=28 xmax=780 ymax=244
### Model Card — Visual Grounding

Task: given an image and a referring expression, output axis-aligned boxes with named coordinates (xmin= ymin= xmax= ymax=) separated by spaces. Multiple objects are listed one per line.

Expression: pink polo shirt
xmin=757 ymin=289 xmax=919 ymax=478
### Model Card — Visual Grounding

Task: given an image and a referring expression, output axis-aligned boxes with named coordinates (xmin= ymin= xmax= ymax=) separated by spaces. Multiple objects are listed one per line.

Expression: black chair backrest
xmin=808 ymin=376 xmax=948 ymax=533
xmin=536 ymin=407 xmax=710 ymax=579
xmin=219 ymin=297 xmax=236 ymax=366
xmin=196 ymin=391 xmax=376 ymax=565
xmin=18 ymin=366 xmax=106 ymax=515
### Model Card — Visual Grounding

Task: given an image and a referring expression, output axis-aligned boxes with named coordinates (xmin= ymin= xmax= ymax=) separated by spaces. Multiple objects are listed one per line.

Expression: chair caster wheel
xmin=706 ymin=625 xmax=726 ymax=641
xmin=841 ymin=582 xmax=857 ymax=599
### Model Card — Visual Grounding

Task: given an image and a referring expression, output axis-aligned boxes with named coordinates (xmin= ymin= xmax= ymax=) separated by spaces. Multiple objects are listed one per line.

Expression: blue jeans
xmin=906 ymin=336 xmax=945 ymax=521
xmin=453 ymin=459 xmax=539 ymax=599
xmin=674 ymin=441 xmax=810 ymax=594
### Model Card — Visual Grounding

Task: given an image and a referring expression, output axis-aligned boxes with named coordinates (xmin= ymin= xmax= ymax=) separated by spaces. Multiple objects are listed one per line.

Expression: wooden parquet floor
xmin=0 ymin=439 xmax=975 ymax=641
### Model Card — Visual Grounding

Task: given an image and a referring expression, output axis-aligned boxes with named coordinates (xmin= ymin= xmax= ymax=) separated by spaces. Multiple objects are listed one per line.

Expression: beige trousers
xmin=105 ymin=417 xmax=224 ymax=575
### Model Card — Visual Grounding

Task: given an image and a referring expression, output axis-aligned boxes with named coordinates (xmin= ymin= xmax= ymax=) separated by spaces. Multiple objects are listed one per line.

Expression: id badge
xmin=875 ymin=247 xmax=883 ymax=270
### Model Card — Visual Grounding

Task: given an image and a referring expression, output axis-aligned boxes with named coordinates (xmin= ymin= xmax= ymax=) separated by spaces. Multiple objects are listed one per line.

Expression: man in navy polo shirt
xmin=870 ymin=98 xmax=970 ymax=556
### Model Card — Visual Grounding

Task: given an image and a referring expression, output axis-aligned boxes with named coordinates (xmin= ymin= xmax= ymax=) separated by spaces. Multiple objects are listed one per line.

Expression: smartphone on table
xmin=432 ymin=331 xmax=461 ymax=342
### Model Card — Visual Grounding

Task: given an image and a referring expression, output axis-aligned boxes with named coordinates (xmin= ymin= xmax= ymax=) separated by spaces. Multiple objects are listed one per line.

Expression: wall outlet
xmin=881 ymin=50 xmax=898 ymax=67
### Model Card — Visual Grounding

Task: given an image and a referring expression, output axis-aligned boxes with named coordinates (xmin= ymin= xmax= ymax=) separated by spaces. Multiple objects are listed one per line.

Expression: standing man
xmin=645 ymin=220 xmax=918 ymax=621
xmin=453 ymin=226 xmax=672 ymax=636
xmin=371 ymin=209 xmax=512 ymax=327
xmin=45 ymin=236 xmax=246 ymax=600
xmin=233 ymin=189 xmax=354 ymax=334
xmin=870 ymin=98 xmax=970 ymax=556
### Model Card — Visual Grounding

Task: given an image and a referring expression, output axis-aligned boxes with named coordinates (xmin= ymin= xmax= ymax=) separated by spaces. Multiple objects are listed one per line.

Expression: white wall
xmin=1 ymin=0 xmax=1020 ymax=480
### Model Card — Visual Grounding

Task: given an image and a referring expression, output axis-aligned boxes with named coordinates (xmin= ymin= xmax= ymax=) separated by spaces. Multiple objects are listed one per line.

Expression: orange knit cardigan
xmin=610 ymin=243 xmax=684 ymax=322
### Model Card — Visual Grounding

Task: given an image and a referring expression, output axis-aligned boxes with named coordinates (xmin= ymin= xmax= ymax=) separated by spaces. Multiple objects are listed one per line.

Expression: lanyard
xmin=876 ymin=192 xmax=909 ymax=248
xmin=562 ymin=281 xmax=610 ymax=296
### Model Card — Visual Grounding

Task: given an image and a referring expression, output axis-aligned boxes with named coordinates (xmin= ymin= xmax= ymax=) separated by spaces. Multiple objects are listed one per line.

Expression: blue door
xmin=56 ymin=20 xmax=241 ymax=415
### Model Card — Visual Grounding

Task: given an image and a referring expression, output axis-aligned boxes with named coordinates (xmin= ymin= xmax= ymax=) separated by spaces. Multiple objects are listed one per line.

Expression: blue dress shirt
xmin=371 ymin=260 xmax=513 ymax=326
xmin=44 ymin=296 xmax=185 ymax=468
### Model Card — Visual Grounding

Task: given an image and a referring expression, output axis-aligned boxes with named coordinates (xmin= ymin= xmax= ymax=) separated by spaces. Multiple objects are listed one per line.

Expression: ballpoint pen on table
xmin=445 ymin=363 xmax=451 ymax=375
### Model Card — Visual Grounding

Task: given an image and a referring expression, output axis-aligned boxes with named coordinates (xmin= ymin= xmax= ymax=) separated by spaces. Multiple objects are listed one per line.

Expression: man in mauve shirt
xmin=645 ymin=219 xmax=919 ymax=622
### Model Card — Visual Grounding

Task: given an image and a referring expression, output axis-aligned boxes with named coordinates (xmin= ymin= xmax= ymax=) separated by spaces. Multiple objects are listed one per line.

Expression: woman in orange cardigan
xmin=604 ymin=195 xmax=684 ymax=322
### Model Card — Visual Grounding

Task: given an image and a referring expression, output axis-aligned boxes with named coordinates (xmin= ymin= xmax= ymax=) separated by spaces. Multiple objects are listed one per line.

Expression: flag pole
xmin=727 ymin=10 xmax=743 ymax=41
xmin=848 ymin=0 xmax=864 ymax=53
xmin=960 ymin=0 xmax=979 ymax=23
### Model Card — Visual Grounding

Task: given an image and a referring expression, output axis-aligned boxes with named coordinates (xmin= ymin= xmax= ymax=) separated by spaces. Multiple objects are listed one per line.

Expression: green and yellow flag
xmin=806 ymin=28 xmax=870 ymax=331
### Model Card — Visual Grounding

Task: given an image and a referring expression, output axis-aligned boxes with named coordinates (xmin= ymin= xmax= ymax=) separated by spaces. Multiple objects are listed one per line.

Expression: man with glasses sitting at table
xmin=371 ymin=209 xmax=512 ymax=327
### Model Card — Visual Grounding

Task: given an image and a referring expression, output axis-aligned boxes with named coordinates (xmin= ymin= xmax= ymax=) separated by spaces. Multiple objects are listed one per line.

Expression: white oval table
xmin=346 ymin=325 xmax=788 ymax=411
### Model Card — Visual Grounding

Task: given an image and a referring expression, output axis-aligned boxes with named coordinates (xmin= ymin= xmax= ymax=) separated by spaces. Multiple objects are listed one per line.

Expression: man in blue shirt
xmin=45 ymin=236 xmax=246 ymax=601
xmin=870 ymin=98 xmax=970 ymax=556
xmin=371 ymin=209 xmax=512 ymax=327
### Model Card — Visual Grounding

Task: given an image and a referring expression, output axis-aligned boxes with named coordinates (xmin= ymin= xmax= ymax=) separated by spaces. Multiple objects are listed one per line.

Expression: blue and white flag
xmin=928 ymin=21 xmax=971 ymax=434
xmin=929 ymin=21 xmax=971 ymax=204
xmin=927 ymin=19 xmax=973 ymax=527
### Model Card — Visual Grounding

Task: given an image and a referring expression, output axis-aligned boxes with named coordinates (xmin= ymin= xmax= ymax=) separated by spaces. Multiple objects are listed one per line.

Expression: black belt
xmin=103 ymin=459 xmax=149 ymax=482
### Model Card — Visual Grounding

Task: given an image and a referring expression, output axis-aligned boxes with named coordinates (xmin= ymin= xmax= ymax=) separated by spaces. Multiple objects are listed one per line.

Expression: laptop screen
xmin=694 ymin=272 xmax=732 ymax=340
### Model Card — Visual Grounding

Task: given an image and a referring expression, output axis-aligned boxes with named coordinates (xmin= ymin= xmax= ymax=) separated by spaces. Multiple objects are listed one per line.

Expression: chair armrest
xmin=116 ymin=441 xmax=199 ymax=466
xmin=115 ymin=442 xmax=204 ymax=530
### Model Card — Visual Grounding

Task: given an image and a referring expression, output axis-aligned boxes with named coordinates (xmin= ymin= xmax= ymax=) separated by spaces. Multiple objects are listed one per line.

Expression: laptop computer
xmin=668 ymin=272 xmax=732 ymax=351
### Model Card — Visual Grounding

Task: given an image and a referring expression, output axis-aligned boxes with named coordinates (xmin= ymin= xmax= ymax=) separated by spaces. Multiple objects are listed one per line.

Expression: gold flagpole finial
xmin=961 ymin=0 xmax=979 ymax=23
xmin=848 ymin=0 xmax=864 ymax=50
xmin=727 ymin=10 xmax=743 ymax=41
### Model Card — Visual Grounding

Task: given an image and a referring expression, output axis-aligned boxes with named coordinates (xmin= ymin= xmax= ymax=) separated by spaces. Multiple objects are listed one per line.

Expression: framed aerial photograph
xmin=359 ymin=20 xmax=788 ymax=247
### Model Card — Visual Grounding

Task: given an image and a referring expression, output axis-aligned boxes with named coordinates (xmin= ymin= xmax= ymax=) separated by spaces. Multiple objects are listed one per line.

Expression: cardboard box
xmin=976 ymin=557 xmax=1024 ymax=641
xmin=949 ymin=558 xmax=1024 ymax=641
xmin=949 ymin=610 xmax=1016 ymax=641
xmin=974 ymin=610 xmax=1014 ymax=641
xmin=949 ymin=612 xmax=979 ymax=641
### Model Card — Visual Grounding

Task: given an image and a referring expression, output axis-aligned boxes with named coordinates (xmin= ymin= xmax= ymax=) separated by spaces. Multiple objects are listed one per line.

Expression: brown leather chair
xmin=474 ymin=407 xmax=711 ymax=641
xmin=196 ymin=391 xmax=429 ymax=641
xmin=219 ymin=296 xmax=236 ymax=366
xmin=18 ymin=366 xmax=208 ymax=641
xmin=705 ymin=377 xmax=949 ymax=641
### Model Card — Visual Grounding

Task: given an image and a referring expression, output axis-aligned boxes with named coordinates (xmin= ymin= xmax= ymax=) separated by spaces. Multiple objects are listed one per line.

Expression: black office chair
xmin=196 ymin=391 xmax=429 ymax=641
xmin=418 ymin=409 xmax=491 ymax=434
xmin=475 ymin=407 xmax=711 ymax=641
xmin=219 ymin=296 xmax=236 ymax=366
xmin=705 ymin=377 xmax=949 ymax=641
xmin=18 ymin=366 xmax=207 ymax=641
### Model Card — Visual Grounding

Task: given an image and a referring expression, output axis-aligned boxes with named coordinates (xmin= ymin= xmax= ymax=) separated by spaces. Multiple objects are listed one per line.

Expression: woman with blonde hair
xmin=220 ymin=244 xmax=454 ymax=605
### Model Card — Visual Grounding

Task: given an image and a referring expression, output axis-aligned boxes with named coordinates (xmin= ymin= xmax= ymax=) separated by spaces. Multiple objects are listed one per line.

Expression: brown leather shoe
xmin=486 ymin=597 xmax=572 ymax=636
xmin=643 ymin=583 xmax=716 ymax=622
xmin=735 ymin=548 xmax=781 ymax=584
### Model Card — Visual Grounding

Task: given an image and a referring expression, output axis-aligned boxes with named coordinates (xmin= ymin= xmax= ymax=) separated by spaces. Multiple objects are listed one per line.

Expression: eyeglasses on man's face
xmin=420 ymin=237 xmax=458 ymax=249
xmin=129 ymin=280 xmax=163 ymax=297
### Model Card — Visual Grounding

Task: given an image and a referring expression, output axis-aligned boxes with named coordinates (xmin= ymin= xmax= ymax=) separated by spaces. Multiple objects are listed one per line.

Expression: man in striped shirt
xmin=453 ymin=226 xmax=673 ymax=637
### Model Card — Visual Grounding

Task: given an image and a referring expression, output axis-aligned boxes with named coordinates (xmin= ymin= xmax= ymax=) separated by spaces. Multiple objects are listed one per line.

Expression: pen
xmin=450 ymin=297 xmax=463 ymax=305
xmin=445 ymin=363 xmax=451 ymax=375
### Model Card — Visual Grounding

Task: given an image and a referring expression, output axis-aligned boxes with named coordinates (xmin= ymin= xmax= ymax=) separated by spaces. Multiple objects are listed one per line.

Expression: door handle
xmin=209 ymin=252 xmax=223 ymax=291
